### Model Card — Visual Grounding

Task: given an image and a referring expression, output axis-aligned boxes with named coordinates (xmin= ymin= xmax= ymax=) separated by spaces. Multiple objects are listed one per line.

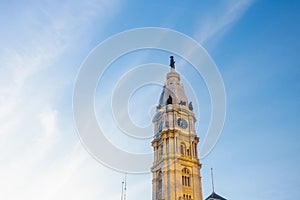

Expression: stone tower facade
xmin=151 ymin=57 xmax=203 ymax=200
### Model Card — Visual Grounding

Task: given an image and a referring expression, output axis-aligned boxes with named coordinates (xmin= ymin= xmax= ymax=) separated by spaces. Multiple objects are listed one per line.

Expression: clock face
xmin=177 ymin=118 xmax=188 ymax=129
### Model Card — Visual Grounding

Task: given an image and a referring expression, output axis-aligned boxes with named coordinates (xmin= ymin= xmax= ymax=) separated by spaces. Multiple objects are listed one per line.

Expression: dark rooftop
xmin=205 ymin=192 xmax=227 ymax=200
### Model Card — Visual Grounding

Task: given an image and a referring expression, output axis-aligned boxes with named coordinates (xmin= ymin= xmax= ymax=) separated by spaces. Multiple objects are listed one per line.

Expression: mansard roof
xmin=205 ymin=192 xmax=227 ymax=200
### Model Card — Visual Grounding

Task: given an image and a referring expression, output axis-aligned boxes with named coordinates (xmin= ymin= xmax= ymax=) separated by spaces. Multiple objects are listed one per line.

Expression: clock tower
xmin=151 ymin=56 xmax=203 ymax=200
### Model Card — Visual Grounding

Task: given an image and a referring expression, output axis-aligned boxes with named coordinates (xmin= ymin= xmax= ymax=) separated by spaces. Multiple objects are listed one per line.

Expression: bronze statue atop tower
xmin=169 ymin=56 xmax=175 ymax=68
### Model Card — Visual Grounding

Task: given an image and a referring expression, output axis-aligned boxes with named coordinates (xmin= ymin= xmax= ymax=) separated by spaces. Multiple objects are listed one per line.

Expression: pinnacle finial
xmin=169 ymin=56 xmax=175 ymax=69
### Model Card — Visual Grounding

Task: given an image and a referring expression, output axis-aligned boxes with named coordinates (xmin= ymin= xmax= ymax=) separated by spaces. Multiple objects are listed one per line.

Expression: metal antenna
xmin=211 ymin=168 xmax=215 ymax=193
xmin=121 ymin=179 xmax=124 ymax=200
xmin=124 ymin=174 xmax=127 ymax=200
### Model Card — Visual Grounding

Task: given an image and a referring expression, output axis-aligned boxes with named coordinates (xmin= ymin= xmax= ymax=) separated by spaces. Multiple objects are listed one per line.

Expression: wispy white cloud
xmin=0 ymin=1 xmax=256 ymax=199
xmin=195 ymin=0 xmax=255 ymax=44
xmin=0 ymin=1 xmax=121 ymax=199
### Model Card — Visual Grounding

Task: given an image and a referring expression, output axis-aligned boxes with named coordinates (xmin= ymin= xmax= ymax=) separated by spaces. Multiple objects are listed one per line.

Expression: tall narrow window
xmin=181 ymin=168 xmax=191 ymax=187
xmin=166 ymin=138 xmax=169 ymax=153
xmin=191 ymin=142 xmax=194 ymax=156
xmin=157 ymin=171 xmax=162 ymax=199
xmin=175 ymin=137 xmax=178 ymax=152
xmin=180 ymin=142 xmax=186 ymax=155
xmin=160 ymin=146 xmax=163 ymax=158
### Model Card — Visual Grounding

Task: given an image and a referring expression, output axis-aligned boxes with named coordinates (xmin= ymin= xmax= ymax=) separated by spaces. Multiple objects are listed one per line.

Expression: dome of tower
xmin=158 ymin=67 xmax=189 ymax=108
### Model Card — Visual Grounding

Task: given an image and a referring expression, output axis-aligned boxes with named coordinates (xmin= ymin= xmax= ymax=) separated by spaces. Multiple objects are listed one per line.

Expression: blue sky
xmin=0 ymin=0 xmax=299 ymax=200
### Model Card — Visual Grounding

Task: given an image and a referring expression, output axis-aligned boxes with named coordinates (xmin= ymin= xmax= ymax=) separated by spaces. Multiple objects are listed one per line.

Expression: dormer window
xmin=166 ymin=95 xmax=172 ymax=104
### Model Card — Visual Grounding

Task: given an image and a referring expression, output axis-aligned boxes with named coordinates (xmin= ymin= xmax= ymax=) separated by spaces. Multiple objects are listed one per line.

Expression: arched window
xmin=181 ymin=168 xmax=191 ymax=187
xmin=182 ymin=194 xmax=192 ymax=199
xmin=166 ymin=95 xmax=172 ymax=104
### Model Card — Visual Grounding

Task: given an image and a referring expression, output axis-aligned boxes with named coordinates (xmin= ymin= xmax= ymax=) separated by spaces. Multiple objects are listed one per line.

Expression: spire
xmin=211 ymin=168 xmax=215 ymax=193
xmin=205 ymin=168 xmax=227 ymax=200
xmin=169 ymin=56 xmax=175 ymax=69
